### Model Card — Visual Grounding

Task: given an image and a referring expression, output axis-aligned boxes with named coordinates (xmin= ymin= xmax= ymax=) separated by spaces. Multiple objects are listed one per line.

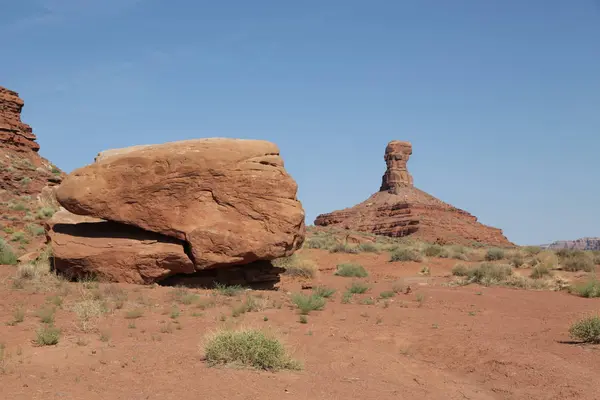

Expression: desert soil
xmin=1 ymin=250 xmax=599 ymax=400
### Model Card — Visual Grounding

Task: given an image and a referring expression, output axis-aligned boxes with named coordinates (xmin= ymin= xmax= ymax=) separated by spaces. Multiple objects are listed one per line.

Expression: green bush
xmin=561 ymin=257 xmax=594 ymax=272
xmin=0 ymin=239 xmax=17 ymax=265
xmin=379 ymin=290 xmax=395 ymax=299
xmin=290 ymin=293 xmax=326 ymax=315
xmin=453 ymin=263 xmax=513 ymax=286
xmin=569 ymin=315 xmax=600 ymax=344
xmin=334 ymin=263 xmax=368 ymax=278
xmin=312 ymin=286 xmax=336 ymax=298
xmin=570 ymin=279 xmax=600 ymax=298
xmin=509 ymin=253 xmax=525 ymax=268
xmin=485 ymin=248 xmax=505 ymax=261
xmin=530 ymin=264 xmax=551 ymax=279
xmin=274 ymin=255 xmax=318 ymax=278
xmin=347 ymin=281 xmax=369 ymax=294
xmin=329 ymin=243 xmax=360 ymax=254
xmin=37 ymin=207 xmax=57 ymax=220
xmin=390 ymin=248 xmax=423 ymax=262
xmin=423 ymin=244 xmax=444 ymax=257
xmin=35 ymin=325 xmax=61 ymax=346
xmin=10 ymin=231 xmax=28 ymax=244
xmin=26 ymin=223 xmax=45 ymax=237
xmin=358 ymin=242 xmax=380 ymax=253
xmin=204 ymin=329 xmax=300 ymax=370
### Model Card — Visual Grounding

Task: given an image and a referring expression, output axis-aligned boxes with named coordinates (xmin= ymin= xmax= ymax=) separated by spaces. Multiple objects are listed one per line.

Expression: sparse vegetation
xmin=347 ymin=281 xmax=369 ymax=294
xmin=452 ymin=262 xmax=513 ymax=286
xmin=530 ymin=264 xmax=552 ymax=279
xmin=36 ymin=207 xmax=57 ymax=219
xmin=26 ymin=223 xmax=45 ymax=236
xmin=509 ymin=253 xmax=525 ymax=268
xmin=231 ymin=295 xmax=265 ymax=317
xmin=204 ymin=329 xmax=300 ymax=371
xmin=419 ymin=266 xmax=431 ymax=276
xmin=10 ymin=231 xmax=28 ymax=244
xmin=485 ymin=248 xmax=505 ymax=261
xmin=274 ymin=255 xmax=318 ymax=278
xmin=0 ymin=239 xmax=17 ymax=265
xmin=569 ymin=279 xmax=600 ymax=298
xmin=560 ymin=252 xmax=594 ymax=272
xmin=341 ymin=291 xmax=353 ymax=304
xmin=379 ymin=290 xmax=395 ymax=299
xmin=358 ymin=242 xmax=380 ymax=253
xmin=8 ymin=306 xmax=25 ymax=326
xmin=36 ymin=306 xmax=56 ymax=324
xmin=125 ymin=309 xmax=145 ymax=319
xmin=299 ymin=315 xmax=308 ymax=324
xmin=35 ymin=325 xmax=61 ymax=346
xmin=214 ymin=283 xmax=244 ymax=297
xmin=312 ymin=286 xmax=336 ymax=298
xmin=329 ymin=243 xmax=360 ymax=254
xmin=569 ymin=315 xmax=600 ymax=344
xmin=290 ymin=293 xmax=326 ymax=315
xmin=423 ymin=244 xmax=444 ymax=257
xmin=171 ymin=287 xmax=200 ymax=305
xmin=334 ymin=263 xmax=368 ymax=278
xmin=390 ymin=248 xmax=423 ymax=262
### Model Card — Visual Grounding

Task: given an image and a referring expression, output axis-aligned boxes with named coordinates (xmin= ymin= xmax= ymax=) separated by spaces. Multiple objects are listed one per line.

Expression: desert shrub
xmin=0 ymin=239 xmax=17 ymax=265
xmin=423 ymin=244 xmax=444 ymax=257
xmin=8 ymin=202 xmax=27 ymax=211
xmin=347 ymin=281 xmax=369 ymax=294
xmin=379 ymin=290 xmax=395 ymax=299
xmin=26 ymin=223 xmax=45 ymax=236
xmin=561 ymin=256 xmax=594 ymax=272
xmin=231 ymin=295 xmax=266 ymax=317
xmin=334 ymin=262 xmax=368 ymax=278
xmin=10 ymin=231 xmax=28 ymax=244
xmin=508 ymin=253 xmax=525 ymax=268
xmin=358 ymin=242 xmax=380 ymax=253
xmin=35 ymin=325 xmax=60 ymax=346
xmin=274 ymin=255 xmax=317 ymax=279
xmin=569 ymin=315 xmax=600 ymax=344
xmin=485 ymin=248 xmax=505 ymax=261
xmin=36 ymin=207 xmax=57 ymax=219
xmin=533 ymin=250 xmax=560 ymax=269
xmin=593 ymin=251 xmax=600 ymax=265
xmin=419 ymin=266 xmax=431 ymax=276
xmin=451 ymin=264 xmax=469 ymax=276
xmin=312 ymin=286 xmax=336 ymax=298
xmin=204 ymin=329 xmax=300 ymax=370
xmin=36 ymin=306 xmax=56 ymax=324
xmin=454 ymin=263 xmax=513 ymax=286
xmin=329 ymin=243 xmax=360 ymax=254
xmin=390 ymin=248 xmax=423 ymax=262
xmin=290 ymin=293 xmax=326 ymax=314
xmin=530 ymin=264 xmax=552 ymax=279
xmin=125 ymin=309 xmax=144 ymax=319
xmin=214 ymin=283 xmax=244 ymax=297
xmin=570 ymin=279 xmax=600 ymax=298
xmin=523 ymin=246 xmax=542 ymax=256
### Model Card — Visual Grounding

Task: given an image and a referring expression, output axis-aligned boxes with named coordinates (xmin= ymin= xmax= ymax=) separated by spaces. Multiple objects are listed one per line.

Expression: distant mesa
xmin=542 ymin=238 xmax=600 ymax=251
xmin=314 ymin=140 xmax=513 ymax=247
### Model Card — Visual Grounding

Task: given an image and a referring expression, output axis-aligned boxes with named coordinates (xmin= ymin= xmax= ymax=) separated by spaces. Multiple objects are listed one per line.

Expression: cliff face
xmin=315 ymin=140 xmax=513 ymax=247
xmin=544 ymin=238 xmax=600 ymax=251
xmin=0 ymin=86 xmax=63 ymax=259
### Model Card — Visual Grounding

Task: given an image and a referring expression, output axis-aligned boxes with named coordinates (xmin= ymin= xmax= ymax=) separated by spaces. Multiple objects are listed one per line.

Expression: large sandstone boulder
xmin=46 ymin=209 xmax=195 ymax=284
xmin=56 ymin=138 xmax=305 ymax=270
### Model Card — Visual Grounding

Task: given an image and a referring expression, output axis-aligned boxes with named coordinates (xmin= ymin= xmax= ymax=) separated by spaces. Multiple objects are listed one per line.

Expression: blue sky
xmin=2 ymin=0 xmax=599 ymax=245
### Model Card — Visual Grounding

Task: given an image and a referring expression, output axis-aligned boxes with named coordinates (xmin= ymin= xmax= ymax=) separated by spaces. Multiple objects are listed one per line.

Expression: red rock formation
xmin=315 ymin=140 xmax=512 ymax=247
xmin=0 ymin=86 xmax=64 ymax=259
xmin=0 ymin=87 xmax=40 ymax=152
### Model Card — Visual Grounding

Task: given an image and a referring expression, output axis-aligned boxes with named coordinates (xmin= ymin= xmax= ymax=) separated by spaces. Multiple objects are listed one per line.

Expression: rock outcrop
xmin=315 ymin=140 xmax=512 ymax=247
xmin=543 ymin=238 xmax=600 ymax=251
xmin=0 ymin=86 xmax=64 ymax=260
xmin=51 ymin=138 xmax=305 ymax=283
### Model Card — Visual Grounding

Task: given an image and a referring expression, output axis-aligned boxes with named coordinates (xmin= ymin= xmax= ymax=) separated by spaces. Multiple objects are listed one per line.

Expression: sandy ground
xmin=0 ymin=250 xmax=599 ymax=400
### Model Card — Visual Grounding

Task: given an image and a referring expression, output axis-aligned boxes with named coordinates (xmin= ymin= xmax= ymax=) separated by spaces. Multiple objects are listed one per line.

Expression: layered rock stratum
xmin=543 ymin=237 xmax=600 ymax=251
xmin=51 ymin=138 xmax=305 ymax=284
xmin=0 ymin=86 xmax=63 ymax=259
xmin=315 ymin=140 xmax=512 ymax=247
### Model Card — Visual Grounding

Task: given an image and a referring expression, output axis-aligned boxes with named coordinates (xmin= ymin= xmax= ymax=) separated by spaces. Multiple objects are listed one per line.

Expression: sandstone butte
xmin=315 ymin=140 xmax=513 ymax=247
xmin=0 ymin=86 xmax=64 ymax=258
xmin=51 ymin=138 xmax=306 ymax=284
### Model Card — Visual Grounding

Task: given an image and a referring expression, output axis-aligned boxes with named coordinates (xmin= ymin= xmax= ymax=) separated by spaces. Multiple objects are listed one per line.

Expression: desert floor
xmin=1 ymin=249 xmax=599 ymax=400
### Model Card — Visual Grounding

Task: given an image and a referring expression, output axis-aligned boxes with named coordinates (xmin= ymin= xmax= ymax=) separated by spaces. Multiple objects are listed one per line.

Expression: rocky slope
xmin=543 ymin=237 xmax=600 ymax=251
xmin=315 ymin=140 xmax=512 ymax=247
xmin=0 ymin=86 xmax=63 ymax=260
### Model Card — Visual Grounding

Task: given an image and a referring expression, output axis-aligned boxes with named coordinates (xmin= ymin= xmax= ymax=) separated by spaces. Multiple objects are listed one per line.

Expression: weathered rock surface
xmin=46 ymin=209 xmax=195 ymax=283
xmin=54 ymin=138 xmax=305 ymax=281
xmin=543 ymin=237 xmax=600 ymax=251
xmin=315 ymin=140 xmax=512 ymax=247
xmin=0 ymin=86 xmax=64 ymax=259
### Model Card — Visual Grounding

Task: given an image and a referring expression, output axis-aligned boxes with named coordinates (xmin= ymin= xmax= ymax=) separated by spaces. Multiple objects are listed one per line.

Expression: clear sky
xmin=2 ymin=0 xmax=599 ymax=245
